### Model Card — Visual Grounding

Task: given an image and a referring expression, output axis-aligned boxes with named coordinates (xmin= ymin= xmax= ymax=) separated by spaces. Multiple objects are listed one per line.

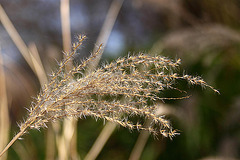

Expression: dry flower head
xmin=0 ymin=35 xmax=219 ymax=157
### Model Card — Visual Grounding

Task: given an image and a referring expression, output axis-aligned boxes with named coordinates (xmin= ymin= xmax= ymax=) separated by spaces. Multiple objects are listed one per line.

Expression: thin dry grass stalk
xmin=0 ymin=35 xmax=218 ymax=157
xmin=84 ymin=122 xmax=116 ymax=160
xmin=0 ymin=5 xmax=48 ymax=86
xmin=58 ymin=0 xmax=78 ymax=159
xmin=61 ymin=0 xmax=71 ymax=53
xmin=129 ymin=104 xmax=176 ymax=160
xmin=0 ymin=51 xmax=10 ymax=160
xmin=89 ymin=0 xmax=124 ymax=71
xmin=0 ymin=5 xmax=35 ymax=73
xmin=85 ymin=0 xmax=124 ymax=158
xmin=129 ymin=119 xmax=151 ymax=160
xmin=28 ymin=43 xmax=48 ymax=85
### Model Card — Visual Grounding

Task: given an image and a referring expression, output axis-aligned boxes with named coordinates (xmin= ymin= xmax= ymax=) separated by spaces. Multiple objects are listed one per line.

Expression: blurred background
xmin=0 ymin=0 xmax=240 ymax=159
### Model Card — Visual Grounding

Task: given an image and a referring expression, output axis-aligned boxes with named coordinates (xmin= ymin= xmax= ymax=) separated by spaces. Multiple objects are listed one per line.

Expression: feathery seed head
xmin=0 ymin=36 xmax=219 ymax=157
xmin=19 ymin=36 xmax=219 ymax=139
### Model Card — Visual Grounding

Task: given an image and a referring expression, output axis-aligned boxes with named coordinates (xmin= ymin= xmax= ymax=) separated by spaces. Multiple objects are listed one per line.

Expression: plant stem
xmin=0 ymin=129 xmax=26 ymax=157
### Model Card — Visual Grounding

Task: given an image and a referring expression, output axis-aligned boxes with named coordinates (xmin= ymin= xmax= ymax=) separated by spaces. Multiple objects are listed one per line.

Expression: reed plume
xmin=0 ymin=35 xmax=219 ymax=157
